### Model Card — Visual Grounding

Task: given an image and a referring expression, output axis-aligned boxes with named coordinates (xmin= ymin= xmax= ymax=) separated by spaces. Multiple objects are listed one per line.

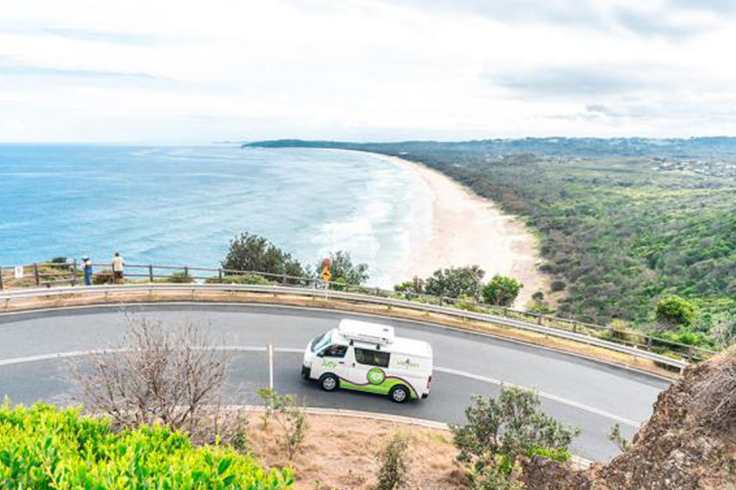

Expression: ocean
xmin=0 ymin=145 xmax=434 ymax=287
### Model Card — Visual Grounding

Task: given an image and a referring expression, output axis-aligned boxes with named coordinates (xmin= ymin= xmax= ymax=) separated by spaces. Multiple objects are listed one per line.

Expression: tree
xmin=451 ymin=386 xmax=579 ymax=489
xmin=424 ymin=265 xmax=485 ymax=300
xmin=482 ymin=275 xmax=524 ymax=307
xmin=222 ymin=232 xmax=305 ymax=279
xmin=72 ymin=315 xmax=228 ymax=430
xmin=655 ymin=295 xmax=696 ymax=330
xmin=319 ymin=250 xmax=369 ymax=285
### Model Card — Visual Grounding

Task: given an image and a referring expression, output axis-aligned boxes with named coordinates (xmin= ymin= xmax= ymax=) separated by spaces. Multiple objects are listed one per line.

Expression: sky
xmin=0 ymin=0 xmax=735 ymax=143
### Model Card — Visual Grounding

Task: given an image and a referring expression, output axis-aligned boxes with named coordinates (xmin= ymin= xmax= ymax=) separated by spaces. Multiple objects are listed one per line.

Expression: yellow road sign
xmin=321 ymin=267 xmax=332 ymax=281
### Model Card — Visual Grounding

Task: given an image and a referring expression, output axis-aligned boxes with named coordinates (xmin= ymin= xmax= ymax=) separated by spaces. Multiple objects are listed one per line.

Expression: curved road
xmin=0 ymin=302 xmax=670 ymax=461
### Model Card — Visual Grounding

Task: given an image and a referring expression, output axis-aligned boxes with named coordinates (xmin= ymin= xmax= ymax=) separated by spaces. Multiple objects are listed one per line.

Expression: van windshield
xmin=310 ymin=331 xmax=332 ymax=353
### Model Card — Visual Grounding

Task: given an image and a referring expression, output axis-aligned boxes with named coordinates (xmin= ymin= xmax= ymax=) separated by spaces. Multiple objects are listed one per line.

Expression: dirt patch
xmin=0 ymin=289 xmax=678 ymax=380
xmin=246 ymin=411 xmax=464 ymax=490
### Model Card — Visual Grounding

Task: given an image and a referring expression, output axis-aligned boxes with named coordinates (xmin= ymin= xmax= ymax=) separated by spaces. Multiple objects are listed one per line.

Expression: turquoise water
xmin=0 ymin=145 xmax=433 ymax=286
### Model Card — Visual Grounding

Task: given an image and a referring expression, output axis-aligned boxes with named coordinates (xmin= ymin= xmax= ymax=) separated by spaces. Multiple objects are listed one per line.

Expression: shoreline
xmin=371 ymin=152 xmax=548 ymax=307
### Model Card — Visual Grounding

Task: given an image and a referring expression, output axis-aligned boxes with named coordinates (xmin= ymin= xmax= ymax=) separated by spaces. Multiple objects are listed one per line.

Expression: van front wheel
xmin=389 ymin=385 xmax=410 ymax=403
xmin=320 ymin=374 xmax=339 ymax=392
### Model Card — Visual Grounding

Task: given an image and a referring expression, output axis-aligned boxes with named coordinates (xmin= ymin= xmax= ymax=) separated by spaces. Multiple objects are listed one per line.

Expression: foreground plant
xmin=0 ymin=402 xmax=293 ymax=490
xmin=451 ymin=386 xmax=579 ymax=489
xmin=373 ymin=432 xmax=410 ymax=490
xmin=257 ymin=388 xmax=309 ymax=461
xmin=71 ymin=315 xmax=228 ymax=431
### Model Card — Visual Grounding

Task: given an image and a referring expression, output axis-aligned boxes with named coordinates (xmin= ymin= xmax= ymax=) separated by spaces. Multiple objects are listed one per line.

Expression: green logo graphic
xmin=367 ymin=368 xmax=386 ymax=385
xmin=322 ymin=360 xmax=337 ymax=368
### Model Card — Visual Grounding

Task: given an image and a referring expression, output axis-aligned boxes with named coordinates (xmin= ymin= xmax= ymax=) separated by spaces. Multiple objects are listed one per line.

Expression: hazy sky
xmin=1 ymin=0 xmax=735 ymax=143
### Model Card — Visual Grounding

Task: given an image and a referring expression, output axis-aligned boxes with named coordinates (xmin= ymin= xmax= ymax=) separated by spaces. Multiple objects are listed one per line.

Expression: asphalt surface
xmin=0 ymin=302 xmax=671 ymax=461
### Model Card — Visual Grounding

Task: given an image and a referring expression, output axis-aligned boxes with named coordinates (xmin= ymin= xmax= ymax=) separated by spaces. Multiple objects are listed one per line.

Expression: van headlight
xmin=303 ymin=360 xmax=312 ymax=368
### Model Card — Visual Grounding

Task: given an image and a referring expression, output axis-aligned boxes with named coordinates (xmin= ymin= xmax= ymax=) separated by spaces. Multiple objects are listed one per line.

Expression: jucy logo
xmin=397 ymin=358 xmax=420 ymax=368
xmin=367 ymin=368 xmax=386 ymax=385
xmin=322 ymin=360 xmax=337 ymax=368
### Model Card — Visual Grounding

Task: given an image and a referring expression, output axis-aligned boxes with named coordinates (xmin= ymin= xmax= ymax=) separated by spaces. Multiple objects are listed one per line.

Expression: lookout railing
xmin=0 ymin=260 xmax=716 ymax=366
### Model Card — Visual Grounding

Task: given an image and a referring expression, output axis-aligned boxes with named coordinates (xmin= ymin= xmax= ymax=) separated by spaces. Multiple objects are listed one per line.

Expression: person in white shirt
xmin=111 ymin=252 xmax=125 ymax=284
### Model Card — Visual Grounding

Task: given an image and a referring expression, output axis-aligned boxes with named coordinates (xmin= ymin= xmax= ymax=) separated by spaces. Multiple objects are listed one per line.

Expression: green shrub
xmin=655 ymin=295 xmax=697 ymax=330
xmin=207 ymin=274 xmax=276 ymax=285
xmin=0 ymin=402 xmax=293 ymax=490
xmin=373 ymin=433 xmax=410 ymax=490
xmin=168 ymin=271 xmax=194 ymax=283
xmin=482 ymin=275 xmax=523 ymax=307
xmin=451 ymin=386 xmax=579 ymax=489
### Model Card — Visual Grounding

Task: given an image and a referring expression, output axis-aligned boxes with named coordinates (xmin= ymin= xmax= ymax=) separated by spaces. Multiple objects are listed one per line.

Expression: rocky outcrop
xmin=523 ymin=349 xmax=736 ymax=490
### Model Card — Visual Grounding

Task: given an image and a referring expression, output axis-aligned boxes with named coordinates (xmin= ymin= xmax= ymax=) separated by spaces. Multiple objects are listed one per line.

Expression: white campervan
xmin=301 ymin=319 xmax=433 ymax=403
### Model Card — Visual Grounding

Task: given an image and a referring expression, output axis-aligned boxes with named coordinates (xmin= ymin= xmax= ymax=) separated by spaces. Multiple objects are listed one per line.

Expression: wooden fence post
xmin=0 ymin=265 xmax=4 ymax=290
xmin=184 ymin=266 xmax=189 ymax=279
xmin=218 ymin=268 xmax=223 ymax=282
xmin=71 ymin=259 xmax=78 ymax=286
xmin=149 ymin=265 xmax=154 ymax=282
xmin=34 ymin=263 xmax=40 ymax=287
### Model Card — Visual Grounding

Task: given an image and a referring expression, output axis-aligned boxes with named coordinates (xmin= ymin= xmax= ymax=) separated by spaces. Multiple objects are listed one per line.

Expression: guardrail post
xmin=34 ymin=263 xmax=40 ymax=287
xmin=282 ymin=272 xmax=287 ymax=285
xmin=184 ymin=266 xmax=189 ymax=279
xmin=572 ymin=321 xmax=578 ymax=333
xmin=71 ymin=259 xmax=78 ymax=286
xmin=218 ymin=268 xmax=223 ymax=282
xmin=0 ymin=265 xmax=4 ymax=290
xmin=149 ymin=265 xmax=154 ymax=283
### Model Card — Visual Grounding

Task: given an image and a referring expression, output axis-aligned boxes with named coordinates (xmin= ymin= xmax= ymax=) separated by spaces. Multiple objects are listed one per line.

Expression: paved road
xmin=0 ymin=302 xmax=670 ymax=461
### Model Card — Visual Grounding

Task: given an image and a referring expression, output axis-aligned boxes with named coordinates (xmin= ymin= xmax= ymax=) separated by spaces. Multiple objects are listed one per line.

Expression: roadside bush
xmin=207 ymin=274 xmax=276 ymax=285
xmin=482 ymin=275 xmax=523 ymax=307
xmin=92 ymin=269 xmax=114 ymax=285
xmin=424 ymin=265 xmax=485 ymax=300
xmin=394 ymin=277 xmax=425 ymax=295
xmin=655 ymin=295 xmax=697 ymax=330
xmin=451 ymin=386 xmax=579 ymax=489
xmin=168 ymin=271 xmax=194 ymax=283
xmin=373 ymin=432 xmax=410 ymax=490
xmin=0 ymin=402 xmax=293 ymax=490
xmin=257 ymin=388 xmax=308 ymax=461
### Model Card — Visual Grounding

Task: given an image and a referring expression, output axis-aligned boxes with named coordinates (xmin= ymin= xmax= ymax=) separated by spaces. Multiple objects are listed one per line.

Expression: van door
xmin=313 ymin=344 xmax=349 ymax=381
xmin=346 ymin=347 xmax=392 ymax=395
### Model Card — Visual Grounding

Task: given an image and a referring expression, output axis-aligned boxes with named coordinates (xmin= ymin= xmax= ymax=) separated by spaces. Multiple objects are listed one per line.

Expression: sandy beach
xmin=378 ymin=154 xmax=547 ymax=308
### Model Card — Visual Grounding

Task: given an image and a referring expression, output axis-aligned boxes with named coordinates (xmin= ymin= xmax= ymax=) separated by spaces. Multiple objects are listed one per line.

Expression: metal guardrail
xmin=0 ymin=261 xmax=716 ymax=365
xmin=0 ymin=283 xmax=690 ymax=370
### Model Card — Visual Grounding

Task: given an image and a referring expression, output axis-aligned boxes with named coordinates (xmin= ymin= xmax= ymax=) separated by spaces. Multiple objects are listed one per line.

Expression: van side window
xmin=322 ymin=345 xmax=348 ymax=358
xmin=354 ymin=348 xmax=390 ymax=368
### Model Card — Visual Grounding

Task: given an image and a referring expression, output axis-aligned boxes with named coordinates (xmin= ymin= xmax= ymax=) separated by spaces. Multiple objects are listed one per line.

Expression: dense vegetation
xmin=246 ymin=139 xmax=736 ymax=347
xmin=223 ymin=232 xmax=369 ymax=285
xmin=0 ymin=403 xmax=292 ymax=490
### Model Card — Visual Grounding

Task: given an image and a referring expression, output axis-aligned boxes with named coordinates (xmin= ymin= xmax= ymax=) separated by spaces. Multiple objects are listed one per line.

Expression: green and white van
xmin=301 ymin=319 xmax=433 ymax=403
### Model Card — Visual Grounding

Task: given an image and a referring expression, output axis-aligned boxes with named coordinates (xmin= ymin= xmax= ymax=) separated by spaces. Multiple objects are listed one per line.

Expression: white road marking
xmin=0 ymin=301 xmax=675 ymax=383
xmin=0 ymin=345 xmax=640 ymax=427
xmin=435 ymin=366 xmax=640 ymax=427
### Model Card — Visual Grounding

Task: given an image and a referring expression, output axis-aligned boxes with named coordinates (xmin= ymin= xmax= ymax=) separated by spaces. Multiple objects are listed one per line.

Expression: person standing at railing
xmin=81 ymin=256 xmax=93 ymax=286
xmin=111 ymin=252 xmax=125 ymax=284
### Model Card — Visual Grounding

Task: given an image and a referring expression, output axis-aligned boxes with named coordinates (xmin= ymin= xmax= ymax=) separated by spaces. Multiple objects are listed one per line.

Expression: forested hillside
xmin=246 ymin=139 xmax=736 ymax=345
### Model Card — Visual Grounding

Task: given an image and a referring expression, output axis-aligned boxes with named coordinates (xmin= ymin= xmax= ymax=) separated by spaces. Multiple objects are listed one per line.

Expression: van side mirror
xmin=316 ymin=351 xmax=325 ymax=358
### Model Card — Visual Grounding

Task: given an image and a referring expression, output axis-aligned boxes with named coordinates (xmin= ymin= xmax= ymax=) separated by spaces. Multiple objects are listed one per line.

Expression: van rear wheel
xmin=389 ymin=385 xmax=409 ymax=403
xmin=320 ymin=374 xmax=339 ymax=392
